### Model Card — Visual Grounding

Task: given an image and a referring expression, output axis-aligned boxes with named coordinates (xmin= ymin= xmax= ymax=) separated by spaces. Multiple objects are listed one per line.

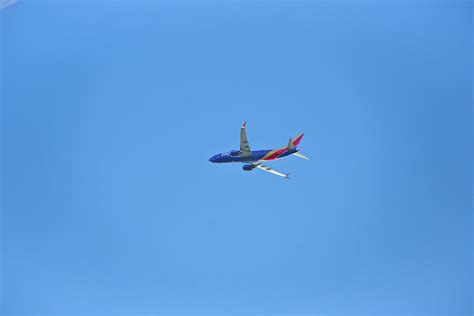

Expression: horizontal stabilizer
xmin=293 ymin=151 xmax=309 ymax=160
xmin=287 ymin=138 xmax=294 ymax=150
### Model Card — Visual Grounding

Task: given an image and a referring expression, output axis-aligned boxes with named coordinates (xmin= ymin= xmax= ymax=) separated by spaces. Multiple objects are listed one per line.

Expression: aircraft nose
xmin=209 ymin=154 xmax=218 ymax=163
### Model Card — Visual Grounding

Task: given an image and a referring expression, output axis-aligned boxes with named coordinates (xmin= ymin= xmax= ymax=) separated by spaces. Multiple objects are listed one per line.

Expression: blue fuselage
xmin=209 ymin=149 xmax=297 ymax=163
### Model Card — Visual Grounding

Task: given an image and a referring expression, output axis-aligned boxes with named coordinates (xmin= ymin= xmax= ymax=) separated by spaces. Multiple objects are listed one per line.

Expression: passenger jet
xmin=209 ymin=122 xmax=308 ymax=179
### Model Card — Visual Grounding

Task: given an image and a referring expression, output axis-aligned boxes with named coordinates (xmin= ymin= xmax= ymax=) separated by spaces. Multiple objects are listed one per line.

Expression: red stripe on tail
xmin=292 ymin=133 xmax=304 ymax=147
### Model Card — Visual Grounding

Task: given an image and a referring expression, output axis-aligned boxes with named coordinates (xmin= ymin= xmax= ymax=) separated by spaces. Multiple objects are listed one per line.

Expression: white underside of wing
xmin=255 ymin=164 xmax=289 ymax=179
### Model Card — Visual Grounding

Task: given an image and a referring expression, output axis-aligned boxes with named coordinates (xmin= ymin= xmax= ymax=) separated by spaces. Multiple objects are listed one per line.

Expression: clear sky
xmin=1 ymin=1 xmax=472 ymax=315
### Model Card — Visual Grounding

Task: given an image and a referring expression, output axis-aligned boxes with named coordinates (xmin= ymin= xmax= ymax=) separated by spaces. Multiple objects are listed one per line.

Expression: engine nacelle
xmin=243 ymin=164 xmax=256 ymax=171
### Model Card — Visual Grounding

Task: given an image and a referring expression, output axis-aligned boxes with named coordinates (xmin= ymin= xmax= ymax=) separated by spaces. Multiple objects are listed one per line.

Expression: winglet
xmin=285 ymin=173 xmax=290 ymax=179
xmin=242 ymin=121 xmax=247 ymax=128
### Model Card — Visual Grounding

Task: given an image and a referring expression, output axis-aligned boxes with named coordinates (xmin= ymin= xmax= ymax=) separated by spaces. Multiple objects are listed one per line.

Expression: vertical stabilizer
xmin=291 ymin=132 xmax=304 ymax=147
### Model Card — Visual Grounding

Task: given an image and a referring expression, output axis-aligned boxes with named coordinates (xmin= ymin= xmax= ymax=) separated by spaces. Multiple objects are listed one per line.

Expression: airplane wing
xmin=255 ymin=164 xmax=289 ymax=179
xmin=240 ymin=121 xmax=252 ymax=156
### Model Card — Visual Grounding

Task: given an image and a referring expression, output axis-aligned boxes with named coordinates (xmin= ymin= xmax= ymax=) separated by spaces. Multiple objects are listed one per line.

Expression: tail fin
xmin=293 ymin=151 xmax=309 ymax=160
xmin=287 ymin=132 xmax=304 ymax=150
xmin=288 ymin=133 xmax=308 ymax=159
xmin=291 ymin=132 xmax=304 ymax=148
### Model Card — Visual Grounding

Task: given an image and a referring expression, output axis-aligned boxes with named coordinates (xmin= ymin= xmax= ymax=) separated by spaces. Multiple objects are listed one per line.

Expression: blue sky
xmin=1 ymin=1 xmax=472 ymax=315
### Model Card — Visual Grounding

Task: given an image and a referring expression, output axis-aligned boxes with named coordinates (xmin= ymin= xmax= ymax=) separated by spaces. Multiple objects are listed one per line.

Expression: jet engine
xmin=230 ymin=150 xmax=240 ymax=157
xmin=242 ymin=164 xmax=256 ymax=171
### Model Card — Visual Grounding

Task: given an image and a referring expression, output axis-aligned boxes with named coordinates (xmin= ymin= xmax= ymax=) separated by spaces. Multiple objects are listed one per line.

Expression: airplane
xmin=209 ymin=121 xmax=308 ymax=179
